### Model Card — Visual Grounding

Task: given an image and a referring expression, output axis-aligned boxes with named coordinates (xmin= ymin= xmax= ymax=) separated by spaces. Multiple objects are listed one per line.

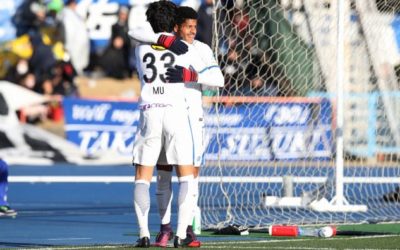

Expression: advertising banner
xmin=204 ymin=99 xmax=332 ymax=161
xmin=63 ymin=98 xmax=332 ymax=160
xmin=63 ymin=98 xmax=139 ymax=157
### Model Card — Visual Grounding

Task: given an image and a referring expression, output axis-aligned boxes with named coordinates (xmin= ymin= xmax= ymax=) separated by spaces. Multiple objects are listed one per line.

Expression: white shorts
xmin=132 ymin=106 xmax=194 ymax=166
xmin=157 ymin=113 xmax=204 ymax=167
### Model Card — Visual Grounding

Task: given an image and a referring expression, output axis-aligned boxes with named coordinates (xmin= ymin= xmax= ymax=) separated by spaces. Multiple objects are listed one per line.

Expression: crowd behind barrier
xmin=0 ymin=0 xmax=289 ymax=124
xmin=0 ymin=0 xmax=211 ymax=123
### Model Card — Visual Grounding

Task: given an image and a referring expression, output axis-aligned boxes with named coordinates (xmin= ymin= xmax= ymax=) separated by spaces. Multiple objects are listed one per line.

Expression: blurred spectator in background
xmin=100 ymin=6 xmax=132 ymax=79
xmin=4 ymin=59 xmax=30 ymax=86
xmin=12 ymin=0 xmax=47 ymax=37
xmin=0 ymin=159 xmax=17 ymax=217
xmin=219 ymin=47 xmax=246 ymax=95
xmin=242 ymin=67 xmax=280 ymax=96
xmin=196 ymin=0 xmax=213 ymax=47
xmin=111 ymin=6 xmax=132 ymax=75
xmin=19 ymin=72 xmax=37 ymax=91
xmin=43 ymin=0 xmax=65 ymax=45
xmin=242 ymin=53 xmax=282 ymax=96
xmin=28 ymin=34 xmax=56 ymax=95
xmin=232 ymin=7 xmax=249 ymax=39
xmin=61 ymin=0 xmax=90 ymax=75
xmin=50 ymin=60 xmax=78 ymax=96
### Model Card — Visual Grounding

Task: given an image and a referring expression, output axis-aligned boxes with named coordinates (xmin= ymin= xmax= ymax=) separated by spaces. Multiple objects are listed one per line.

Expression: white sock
xmin=134 ymin=180 xmax=151 ymax=238
xmin=176 ymin=175 xmax=194 ymax=239
xmin=156 ymin=170 xmax=173 ymax=225
xmin=189 ymin=176 xmax=199 ymax=226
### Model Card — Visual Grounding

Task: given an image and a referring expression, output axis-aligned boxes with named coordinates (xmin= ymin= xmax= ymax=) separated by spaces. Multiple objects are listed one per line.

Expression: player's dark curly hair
xmin=146 ymin=1 xmax=177 ymax=33
xmin=176 ymin=6 xmax=198 ymax=25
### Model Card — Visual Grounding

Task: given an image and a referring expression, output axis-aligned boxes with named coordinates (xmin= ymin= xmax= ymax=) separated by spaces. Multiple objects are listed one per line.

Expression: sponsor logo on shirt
xmin=139 ymin=103 xmax=172 ymax=110
xmin=151 ymin=44 xmax=166 ymax=51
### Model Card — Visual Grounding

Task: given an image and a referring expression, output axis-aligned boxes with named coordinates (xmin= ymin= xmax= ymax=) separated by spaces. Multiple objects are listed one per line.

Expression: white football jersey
xmin=135 ymin=41 xmax=197 ymax=108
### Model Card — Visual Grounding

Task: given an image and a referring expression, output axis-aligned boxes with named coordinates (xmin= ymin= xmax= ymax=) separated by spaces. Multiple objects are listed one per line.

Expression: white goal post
xmin=199 ymin=0 xmax=400 ymax=229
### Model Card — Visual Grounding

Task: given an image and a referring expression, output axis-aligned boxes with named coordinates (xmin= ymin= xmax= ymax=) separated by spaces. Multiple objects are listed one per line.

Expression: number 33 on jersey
xmin=135 ymin=43 xmax=199 ymax=108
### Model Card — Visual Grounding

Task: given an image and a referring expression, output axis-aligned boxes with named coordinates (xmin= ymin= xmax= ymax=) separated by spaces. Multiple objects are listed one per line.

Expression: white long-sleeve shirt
xmin=62 ymin=7 xmax=90 ymax=75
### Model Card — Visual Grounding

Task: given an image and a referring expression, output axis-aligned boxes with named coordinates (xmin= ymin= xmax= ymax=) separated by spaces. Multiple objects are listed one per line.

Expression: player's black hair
xmin=146 ymin=1 xmax=177 ymax=33
xmin=176 ymin=6 xmax=198 ymax=25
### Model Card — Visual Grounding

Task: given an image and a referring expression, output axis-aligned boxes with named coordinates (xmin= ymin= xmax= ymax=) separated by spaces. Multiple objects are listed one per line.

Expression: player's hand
xmin=157 ymin=35 xmax=188 ymax=55
xmin=166 ymin=65 xmax=198 ymax=83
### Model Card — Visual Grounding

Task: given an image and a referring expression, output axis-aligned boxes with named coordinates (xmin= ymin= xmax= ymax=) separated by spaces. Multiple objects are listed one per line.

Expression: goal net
xmin=199 ymin=0 xmax=400 ymax=229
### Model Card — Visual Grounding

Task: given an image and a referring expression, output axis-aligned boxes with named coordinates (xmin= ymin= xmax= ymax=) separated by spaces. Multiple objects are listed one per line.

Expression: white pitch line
xmin=205 ymin=238 xmax=315 ymax=245
xmin=344 ymin=249 xmax=397 ymax=250
xmin=201 ymin=246 xmax=333 ymax=250
xmin=335 ymin=234 xmax=399 ymax=240
xmin=39 ymin=246 xmax=124 ymax=250
xmin=262 ymin=248 xmax=334 ymax=250
xmin=204 ymin=234 xmax=399 ymax=246
xmin=47 ymin=237 xmax=92 ymax=241
xmin=9 ymin=176 xmax=399 ymax=184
